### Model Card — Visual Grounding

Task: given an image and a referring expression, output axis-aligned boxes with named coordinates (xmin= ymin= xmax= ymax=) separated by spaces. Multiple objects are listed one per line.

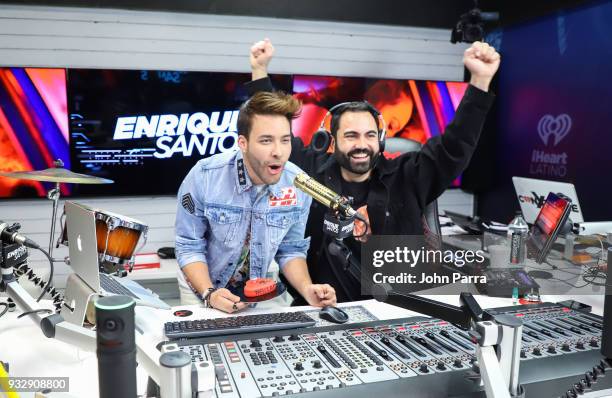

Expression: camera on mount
xmin=1 ymin=223 xmax=29 ymax=269
xmin=451 ymin=8 xmax=499 ymax=44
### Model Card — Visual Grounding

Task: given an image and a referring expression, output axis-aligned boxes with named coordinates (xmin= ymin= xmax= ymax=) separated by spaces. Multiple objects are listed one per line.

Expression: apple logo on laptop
xmin=77 ymin=234 xmax=83 ymax=252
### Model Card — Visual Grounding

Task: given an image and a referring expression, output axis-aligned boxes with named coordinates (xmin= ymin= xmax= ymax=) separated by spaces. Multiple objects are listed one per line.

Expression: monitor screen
xmin=0 ymin=68 xmax=468 ymax=198
xmin=0 ymin=67 xmax=70 ymax=198
xmin=528 ymin=192 xmax=571 ymax=264
xmin=67 ymin=69 xmax=293 ymax=196
xmin=292 ymin=75 xmax=468 ymax=185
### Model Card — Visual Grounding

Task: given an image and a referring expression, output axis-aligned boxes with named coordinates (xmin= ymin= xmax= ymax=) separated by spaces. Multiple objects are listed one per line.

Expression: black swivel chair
xmin=385 ymin=137 xmax=442 ymax=249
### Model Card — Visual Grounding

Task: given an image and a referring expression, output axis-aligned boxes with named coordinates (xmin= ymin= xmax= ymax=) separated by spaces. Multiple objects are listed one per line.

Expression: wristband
xmin=202 ymin=287 xmax=217 ymax=308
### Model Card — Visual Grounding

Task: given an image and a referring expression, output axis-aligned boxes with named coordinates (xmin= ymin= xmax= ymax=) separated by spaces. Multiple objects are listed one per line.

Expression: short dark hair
xmin=237 ymin=91 xmax=301 ymax=138
xmin=330 ymin=102 xmax=380 ymax=136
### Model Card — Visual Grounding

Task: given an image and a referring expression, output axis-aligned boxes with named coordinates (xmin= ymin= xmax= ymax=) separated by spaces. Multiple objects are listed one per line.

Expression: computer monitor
xmin=512 ymin=176 xmax=583 ymax=224
xmin=527 ymin=192 xmax=572 ymax=264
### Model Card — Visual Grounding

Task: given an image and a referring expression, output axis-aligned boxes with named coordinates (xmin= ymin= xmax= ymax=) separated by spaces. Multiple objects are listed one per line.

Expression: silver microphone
xmin=293 ymin=173 xmax=357 ymax=219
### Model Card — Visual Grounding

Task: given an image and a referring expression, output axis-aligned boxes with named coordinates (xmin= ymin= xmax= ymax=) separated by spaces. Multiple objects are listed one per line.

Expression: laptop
xmin=65 ymin=201 xmax=170 ymax=310
xmin=512 ymin=177 xmax=583 ymax=224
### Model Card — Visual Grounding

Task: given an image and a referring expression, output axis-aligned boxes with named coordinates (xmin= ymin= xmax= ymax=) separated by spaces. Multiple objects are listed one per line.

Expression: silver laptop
xmin=512 ymin=177 xmax=583 ymax=224
xmin=65 ymin=201 xmax=170 ymax=310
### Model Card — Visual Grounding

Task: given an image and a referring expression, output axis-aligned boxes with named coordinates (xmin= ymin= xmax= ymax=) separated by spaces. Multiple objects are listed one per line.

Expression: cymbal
xmin=0 ymin=168 xmax=114 ymax=184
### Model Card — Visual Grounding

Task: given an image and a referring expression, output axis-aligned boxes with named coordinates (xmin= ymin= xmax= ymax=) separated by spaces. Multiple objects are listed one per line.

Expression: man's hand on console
xmin=301 ymin=284 xmax=337 ymax=308
xmin=209 ymin=288 xmax=248 ymax=313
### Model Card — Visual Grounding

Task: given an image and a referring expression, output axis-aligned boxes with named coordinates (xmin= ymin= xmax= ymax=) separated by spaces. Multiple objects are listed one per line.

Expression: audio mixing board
xmin=162 ymin=303 xmax=612 ymax=397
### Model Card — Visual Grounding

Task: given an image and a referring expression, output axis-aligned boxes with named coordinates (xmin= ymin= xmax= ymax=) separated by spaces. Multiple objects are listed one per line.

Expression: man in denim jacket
xmin=175 ymin=91 xmax=336 ymax=313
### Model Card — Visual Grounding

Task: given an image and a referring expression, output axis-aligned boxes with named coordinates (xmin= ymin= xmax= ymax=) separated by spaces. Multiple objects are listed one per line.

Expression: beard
xmin=334 ymin=146 xmax=378 ymax=175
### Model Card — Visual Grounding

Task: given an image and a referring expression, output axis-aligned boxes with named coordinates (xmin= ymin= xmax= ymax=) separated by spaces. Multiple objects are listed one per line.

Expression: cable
xmin=540 ymin=260 xmax=584 ymax=275
xmin=592 ymin=234 xmax=605 ymax=267
xmin=13 ymin=261 xmax=63 ymax=312
xmin=581 ymin=266 xmax=612 ymax=287
xmin=35 ymin=246 xmax=54 ymax=302
xmin=0 ymin=302 xmax=9 ymax=319
xmin=17 ymin=308 xmax=53 ymax=319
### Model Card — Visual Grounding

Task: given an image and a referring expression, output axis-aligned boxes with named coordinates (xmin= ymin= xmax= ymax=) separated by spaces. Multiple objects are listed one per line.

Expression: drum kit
xmin=0 ymin=159 xmax=148 ymax=271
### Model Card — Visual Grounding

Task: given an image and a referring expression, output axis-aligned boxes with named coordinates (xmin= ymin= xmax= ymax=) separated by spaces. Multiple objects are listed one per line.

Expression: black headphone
xmin=310 ymin=101 xmax=387 ymax=153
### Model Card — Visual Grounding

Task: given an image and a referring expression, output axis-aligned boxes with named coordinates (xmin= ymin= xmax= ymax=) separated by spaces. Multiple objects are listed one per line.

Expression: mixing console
xmin=162 ymin=303 xmax=612 ymax=397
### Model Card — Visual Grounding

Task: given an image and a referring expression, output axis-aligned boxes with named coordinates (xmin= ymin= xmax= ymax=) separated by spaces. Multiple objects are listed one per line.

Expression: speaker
xmin=95 ymin=295 xmax=137 ymax=398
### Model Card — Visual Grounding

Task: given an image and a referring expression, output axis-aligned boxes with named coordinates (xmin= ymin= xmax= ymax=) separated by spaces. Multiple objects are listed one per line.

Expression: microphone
xmin=0 ymin=222 xmax=40 ymax=249
xmin=294 ymin=173 xmax=358 ymax=219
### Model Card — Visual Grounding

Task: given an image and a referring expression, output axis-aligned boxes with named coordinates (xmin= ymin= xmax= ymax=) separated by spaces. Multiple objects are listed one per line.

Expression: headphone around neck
xmin=310 ymin=101 xmax=387 ymax=153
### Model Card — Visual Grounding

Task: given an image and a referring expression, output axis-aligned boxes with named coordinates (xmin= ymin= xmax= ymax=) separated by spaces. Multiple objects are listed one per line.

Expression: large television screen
xmin=0 ymin=68 xmax=469 ymax=198
xmin=67 ymin=70 xmax=293 ymax=196
xmin=292 ymin=75 xmax=468 ymax=185
xmin=0 ymin=68 xmax=70 ymax=198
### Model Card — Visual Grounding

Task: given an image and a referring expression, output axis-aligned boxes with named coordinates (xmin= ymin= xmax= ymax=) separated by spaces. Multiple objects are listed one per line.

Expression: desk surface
xmin=444 ymin=234 xmax=609 ymax=296
xmin=0 ymin=293 xmax=605 ymax=398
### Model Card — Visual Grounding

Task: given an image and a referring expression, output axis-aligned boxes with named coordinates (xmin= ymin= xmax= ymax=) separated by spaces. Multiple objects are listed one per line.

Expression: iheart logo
xmin=537 ymin=114 xmax=571 ymax=146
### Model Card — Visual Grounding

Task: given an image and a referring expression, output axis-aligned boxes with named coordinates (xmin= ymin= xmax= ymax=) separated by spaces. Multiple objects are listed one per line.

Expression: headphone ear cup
xmin=379 ymin=128 xmax=386 ymax=152
xmin=311 ymin=129 xmax=332 ymax=153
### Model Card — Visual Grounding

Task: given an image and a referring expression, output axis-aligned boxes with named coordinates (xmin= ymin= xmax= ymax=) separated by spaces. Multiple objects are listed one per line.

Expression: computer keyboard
xmin=164 ymin=311 xmax=317 ymax=339
xmin=99 ymin=273 xmax=139 ymax=299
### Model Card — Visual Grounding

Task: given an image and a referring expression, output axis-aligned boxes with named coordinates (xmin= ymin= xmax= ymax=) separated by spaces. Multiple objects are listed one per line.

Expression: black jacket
xmin=246 ymin=77 xmax=495 ymax=302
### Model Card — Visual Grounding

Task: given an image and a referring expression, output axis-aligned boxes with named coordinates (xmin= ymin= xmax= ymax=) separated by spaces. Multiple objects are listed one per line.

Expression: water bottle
xmin=508 ymin=211 xmax=528 ymax=265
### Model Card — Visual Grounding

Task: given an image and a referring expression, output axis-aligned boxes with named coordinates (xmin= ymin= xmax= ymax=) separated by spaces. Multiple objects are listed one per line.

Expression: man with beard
xmin=175 ymin=91 xmax=336 ymax=312
xmin=246 ymin=39 xmax=500 ymax=303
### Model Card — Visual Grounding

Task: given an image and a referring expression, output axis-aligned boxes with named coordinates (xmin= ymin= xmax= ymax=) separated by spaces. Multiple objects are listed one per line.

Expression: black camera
xmin=95 ymin=295 xmax=137 ymax=398
xmin=451 ymin=8 xmax=499 ymax=44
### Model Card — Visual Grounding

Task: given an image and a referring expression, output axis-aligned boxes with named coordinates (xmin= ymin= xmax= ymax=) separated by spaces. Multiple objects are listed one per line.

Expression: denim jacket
xmin=175 ymin=150 xmax=312 ymax=291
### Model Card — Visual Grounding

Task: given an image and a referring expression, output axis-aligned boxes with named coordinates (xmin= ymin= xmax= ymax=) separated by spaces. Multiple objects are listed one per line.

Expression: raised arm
xmin=250 ymin=38 xmax=274 ymax=81
xmin=246 ymin=38 xmax=326 ymax=174
xmin=403 ymin=41 xmax=500 ymax=208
